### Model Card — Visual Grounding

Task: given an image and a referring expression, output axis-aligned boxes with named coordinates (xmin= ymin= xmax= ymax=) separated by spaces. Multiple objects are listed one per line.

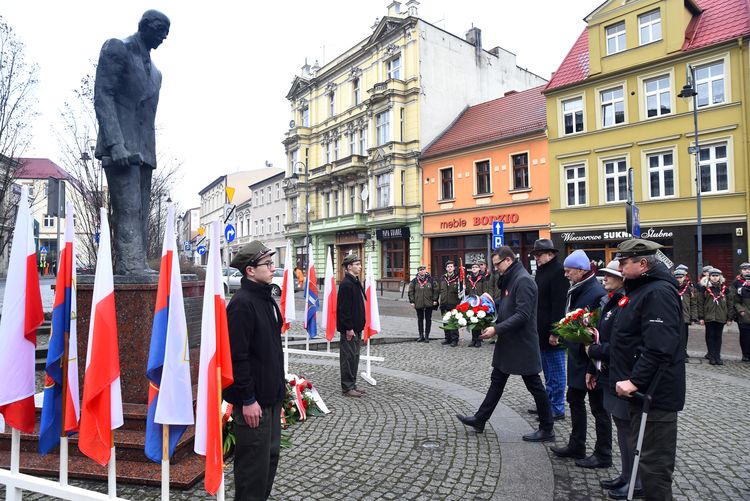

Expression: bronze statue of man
xmin=94 ymin=10 xmax=170 ymax=275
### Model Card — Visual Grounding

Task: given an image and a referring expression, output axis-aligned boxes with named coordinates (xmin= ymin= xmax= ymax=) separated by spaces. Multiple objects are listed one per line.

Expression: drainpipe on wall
xmin=738 ymin=37 xmax=750 ymax=255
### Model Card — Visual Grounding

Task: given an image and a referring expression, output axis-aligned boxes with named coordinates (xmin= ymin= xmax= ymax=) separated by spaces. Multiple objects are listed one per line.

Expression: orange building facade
xmin=420 ymin=87 xmax=551 ymax=274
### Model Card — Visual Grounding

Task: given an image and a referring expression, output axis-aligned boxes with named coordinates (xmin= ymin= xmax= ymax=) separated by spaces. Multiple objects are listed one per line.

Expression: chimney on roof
xmin=504 ymin=90 xmax=518 ymax=97
xmin=406 ymin=0 xmax=419 ymax=16
xmin=466 ymin=26 xmax=482 ymax=49
xmin=387 ymin=1 xmax=402 ymax=16
xmin=301 ymin=58 xmax=311 ymax=78
xmin=311 ymin=59 xmax=320 ymax=76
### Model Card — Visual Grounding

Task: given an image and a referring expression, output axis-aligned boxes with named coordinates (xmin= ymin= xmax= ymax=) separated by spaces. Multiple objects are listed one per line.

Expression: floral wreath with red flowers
xmin=553 ymin=308 xmax=600 ymax=345
xmin=440 ymin=293 xmax=496 ymax=332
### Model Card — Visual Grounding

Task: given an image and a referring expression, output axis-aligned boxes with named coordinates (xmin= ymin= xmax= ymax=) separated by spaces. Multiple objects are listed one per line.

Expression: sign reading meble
xmin=559 ymin=228 xmax=674 ymax=242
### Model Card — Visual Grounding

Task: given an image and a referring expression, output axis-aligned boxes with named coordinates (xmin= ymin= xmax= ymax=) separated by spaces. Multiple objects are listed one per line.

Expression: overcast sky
xmin=3 ymin=0 xmax=603 ymax=210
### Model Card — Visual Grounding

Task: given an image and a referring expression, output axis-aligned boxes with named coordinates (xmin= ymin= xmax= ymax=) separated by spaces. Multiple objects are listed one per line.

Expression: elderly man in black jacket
xmin=455 ymin=246 xmax=555 ymax=442
xmin=530 ymin=239 xmax=568 ymax=420
xmin=612 ymin=239 xmax=685 ymax=500
xmin=225 ymin=241 xmax=285 ymax=501
xmin=550 ymin=249 xmax=612 ymax=470
xmin=337 ymin=254 xmax=367 ymax=397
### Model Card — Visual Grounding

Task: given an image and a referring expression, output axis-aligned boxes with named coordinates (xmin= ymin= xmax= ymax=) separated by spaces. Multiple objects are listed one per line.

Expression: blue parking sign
xmin=492 ymin=235 xmax=504 ymax=250
xmin=492 ymin=221 xmax=504 ymax=250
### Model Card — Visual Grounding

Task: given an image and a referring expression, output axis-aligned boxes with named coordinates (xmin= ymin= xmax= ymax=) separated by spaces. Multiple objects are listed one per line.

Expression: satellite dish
xmin=360 ymin=186 xmax=369 ymax=201
xmin=289 ymin=120 xmax=296 ymax=129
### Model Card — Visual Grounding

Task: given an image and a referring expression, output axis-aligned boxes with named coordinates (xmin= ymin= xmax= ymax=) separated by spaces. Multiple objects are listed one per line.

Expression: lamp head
xmin=678 ymin=83 xmax=697 ymax=99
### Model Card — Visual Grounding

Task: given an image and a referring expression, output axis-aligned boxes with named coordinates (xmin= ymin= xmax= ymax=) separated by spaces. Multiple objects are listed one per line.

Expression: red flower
xmin=618 ymin=296 xmax=629 ymax=307
xmin=457 ymin=303 xmax=469 ymax=313
xmin=472 ymin=306 xmax=480 ymax=313
xmin=289 ymin=380 xmax=296 ymax=386
xmin=306 ymin=382 xmax=313 ymax=389
xmin=481 ymin=305 xmax=489 ymax=312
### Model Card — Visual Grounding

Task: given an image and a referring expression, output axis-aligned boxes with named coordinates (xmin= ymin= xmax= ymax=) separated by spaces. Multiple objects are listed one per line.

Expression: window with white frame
xmin=334 ymin=138 xmax=339 ymax=161
xmin=647 ymin=151 xmax=674 ymax=198
xmin=400 ymin=170 xmax=405 ymax=204
xmin=43 ymin=214 xmax=54 ymax=228
xmin=639 ymin=9 xmax=661 ymax=45
xmin=266 ymin=187 xmax=271 ymax=203
xmin=399 ymin=108 xmax=405 ymax=141
xmin=353 ymin=78 xmax=360 ymax=105
xmin=699 ymin=143 xmax=729 ymax=193
xmin=276 ymin=183 xmax=280 ymax=200
xmin=603 ymin=158 xmax=628 ymax=203
xmin=562 ymin=97 xmax=584 ymax=134
xmin=290 ymin=196 xmax=298 ymax=223
xmin=376 ymin=111 xmax=390 ymax=145
xmin=323 ymin=193 xmax=330 ymax=218
xmin=329 ymin=92 xmax=335 ymax=117
xmin=440 ymin=168 xmax=454 ymax=200
xmin=475 ymin=160 xmax=491 ymax=195
xmin=254 ymin=220 xmax=259 ymax=236
xmin=565 ymin=164 xmax=586 ymax=207
xmin=695 ymin=61 xmax=725 ymax=108
xmin=512 ymin=153 xmax=529 ymax=190
xmin=360 ymin=183 xmax=367 ymax=212
xmin=350 ymin=186 xmax=356 ymax=214
xmin=376 ymin=173 xmax=391 ymax=208
xmin=260 ymin=189 xmax=265 ymax=206
xmin=606 ymin=22 xmax=626 ymax=55
xmin=267 ymin=217 xmax=272 ymax=234
xmin=349 ymin=132 xmax=356 ymax=155
xmin=276 ymin=215 xmax=280 ymax=232
xmin=387 ymin=56 xmax=401 ymax=80
xmin=360 ymin=127 xmax=367 ymax=154
xmin=326 ymin=141 xmax=332 ymax=164
xmin=334 ymin=190 xmax=339 ymax=216
xmin=301 ymin=106 xmax=310 ymax=127
xmin=601 ymin=86 xmax=625 ymax=127
xmin=644 ymin=75 xmax=671 ymax=117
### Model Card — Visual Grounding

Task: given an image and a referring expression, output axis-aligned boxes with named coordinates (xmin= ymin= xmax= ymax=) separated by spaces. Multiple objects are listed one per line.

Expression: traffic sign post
xmin=183 ymin=241 xmax=191 ymax=252
xmin=492 ymin=222 xmax=505 ymax=250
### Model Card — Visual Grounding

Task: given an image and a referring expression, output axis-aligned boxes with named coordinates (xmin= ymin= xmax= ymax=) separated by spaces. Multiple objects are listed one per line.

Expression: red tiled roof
xmin=545 ymin=0 xmax=750 ymax=92
xmin=421 ymin=85 xmax=547 ymax=159
xmin=16 ymin=158 xmax=71 ymax=180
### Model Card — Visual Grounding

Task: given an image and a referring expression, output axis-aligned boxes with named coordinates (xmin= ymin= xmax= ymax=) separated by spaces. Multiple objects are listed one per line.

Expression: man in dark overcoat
xmin=550 ymin=249 xmax=612 ymax=469
xmin=336 ymin=254 xmax=366 ymax=397
xmin=455 ymin=246 xmax=555 ymax=442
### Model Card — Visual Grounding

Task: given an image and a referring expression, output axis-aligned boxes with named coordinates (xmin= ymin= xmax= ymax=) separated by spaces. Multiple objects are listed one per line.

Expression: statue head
xmin=138 ymin=10 xmax=170 ymax=50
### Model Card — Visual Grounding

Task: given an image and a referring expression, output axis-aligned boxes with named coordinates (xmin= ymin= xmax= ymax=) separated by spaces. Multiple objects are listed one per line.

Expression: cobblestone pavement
xmin=4 ymin=314 xmax=750 ymax=500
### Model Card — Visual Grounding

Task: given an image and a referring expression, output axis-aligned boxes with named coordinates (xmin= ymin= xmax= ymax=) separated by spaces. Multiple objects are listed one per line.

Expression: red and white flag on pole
xmin=194 ymin=220 xmax=234 ymax=496
xmin=0 ymin=184 xmax=44 ymax=434
xmin=320 ymin=249 xmax=337 ymax=342
xmin=363 ymin=254 xmax=381 ymax=342
xmin=280 ymin=240 xmax=296 ymax=333
xmin=79 ymin=208 xmax=123 ymax=466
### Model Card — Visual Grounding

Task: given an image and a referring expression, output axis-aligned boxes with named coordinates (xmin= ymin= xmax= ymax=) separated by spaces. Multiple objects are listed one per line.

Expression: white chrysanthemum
xmin=477 ymin=310 xmax=487 ymax=319
xmin=466 ymin=310 xmax=475 ymax=317
xmin=458 ymin=317 xmax=468 ymax=326
xmin=451 ymin=309 xmax=458 ymax=315
xmin=470 ymin=316 xmax=479 ymax=323
xmin=443 ymin=313 xmax=452 ymax=321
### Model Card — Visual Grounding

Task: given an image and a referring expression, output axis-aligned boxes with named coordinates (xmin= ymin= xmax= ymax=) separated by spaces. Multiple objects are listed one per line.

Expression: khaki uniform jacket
xmin=408 ymin=274 xmax=438 ymax=309
xmin=464 ymin=272 xmax=487 ymax=296
xmin=733 ymin=277 xmax=750 ymax=325
xmin=697 ymin=280 xmax=734 ymax=323
xmin=439 ymin=273 xmax=460 ymax=310
xmin=678 ymin=282 xmax=697 ymax=324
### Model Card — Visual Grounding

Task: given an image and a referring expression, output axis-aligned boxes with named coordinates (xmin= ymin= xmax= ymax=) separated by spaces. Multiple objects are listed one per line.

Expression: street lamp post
xmin=678 ymin=65 xmax=703 ymax=273
xmin=291 ymin=160 xmax=310 ymax=266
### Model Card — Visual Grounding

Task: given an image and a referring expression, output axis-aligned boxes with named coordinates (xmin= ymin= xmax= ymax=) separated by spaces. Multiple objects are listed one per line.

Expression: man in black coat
xmin=337 ymin=254 xmax=366 ymax=397
xmin=531 ymin=239 xmax=568 ymax=420
xmin=224 ymin=241 xmax=286 ymax=500
xmin=550 ymin=250 xmax=612 ymax=470
xmin=613 ymin=239 xmax=685 ymax=500
xmin=455 ymin=246 xmax=555 ymax=442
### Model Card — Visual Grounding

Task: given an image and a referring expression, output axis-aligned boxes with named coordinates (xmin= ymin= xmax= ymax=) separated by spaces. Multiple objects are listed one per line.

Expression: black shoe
xmin=608 ymin=483 xmax=644 ymax=499
xmin=709 ymin=359 xmax=717 ymax=365
xmin=550 ymin=445 xmax=586 ymax=459
xmin=704 ymin=353 xmax=710 ymax=359
xmin=456 ymin=414 xmax=485 ymax=433
xmin=600 ymin=476 xmax=627 ymax=489
xmin=716 ymin=358 xmax=724 ymax=365
xmin=441 ymin=339 xmax=451 ymax=345
xmin=450 ymin=341 xmax=458 ymax=347
xmin=417 ymin=337 xmax=424 ymax=342
xmin=742 ymin=356 xmax=750 ymax=362
xmin=522 ymin=429 xmax=555 ymax=442
xmin=474 ymin=341 xmax=482 ymax=347
xmin=527 ymin=408 xmax=538 ymax=414
xmin=538 ymin=413 xmax=565 ymax=421
xmin=424 ymin=338 xmax=430 ymax=343
xmin=574 ymin=454 xmax=612 ymax=469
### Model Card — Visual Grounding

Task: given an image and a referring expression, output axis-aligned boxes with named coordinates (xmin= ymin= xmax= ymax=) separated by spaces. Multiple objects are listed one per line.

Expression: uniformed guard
xmin=408 ymin=265 xmax=438 ymax=342
xmin=439 ymin=261 xmax=461 ymax=347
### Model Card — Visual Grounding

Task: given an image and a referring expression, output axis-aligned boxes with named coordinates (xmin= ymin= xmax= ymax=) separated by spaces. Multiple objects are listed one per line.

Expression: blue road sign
xmin=197 ymin=245 xmax=206 ymax=255
xmin=95 ymin=232 xmax=100 ymax=244
xmin=225 ymin=224 xmax=236 ymax=243
xmin=183 ymin=241 xmax=191 ymax=252
xmin=492 ymin=221 xmax=504 ymax=236
xmin=39 ymin=246 xmax=48 ymax=254
xmin=492 ymin=235 xmax=504 ymax=250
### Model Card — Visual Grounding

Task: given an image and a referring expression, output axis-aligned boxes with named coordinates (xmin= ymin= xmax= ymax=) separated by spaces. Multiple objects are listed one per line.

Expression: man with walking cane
xmin=611 ymin=239 xmax=686 ymax=501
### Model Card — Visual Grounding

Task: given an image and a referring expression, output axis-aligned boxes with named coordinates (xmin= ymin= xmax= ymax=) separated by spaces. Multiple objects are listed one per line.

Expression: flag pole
xmin=216 ymin=366 xmax=225 ymax=501
xmin=283 ymin=330 xmax=289 ymax=376
xmin=9 ymin=427 xmax=20 ymax=501
xmin=162 ymin=424 xmax=170 ymax=501
xmin=108 ymin=435 xmax=116 ymax=499
xmin=59 ymin=329 xmax=70 ymax=486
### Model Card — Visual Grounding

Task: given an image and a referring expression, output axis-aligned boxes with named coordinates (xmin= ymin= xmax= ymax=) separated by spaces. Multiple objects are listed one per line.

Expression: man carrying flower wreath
xmin=455 ymin=246 xmax=555 ymax=442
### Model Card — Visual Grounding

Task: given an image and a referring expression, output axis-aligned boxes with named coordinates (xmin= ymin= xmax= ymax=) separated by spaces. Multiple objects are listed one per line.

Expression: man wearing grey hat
xmin=337 ymin=254 xmax=366 ymax=397
xmin=611 ymin=238 xmax=685 ymax=500
xmin=224 ymin=241 xmax=285 ymax=500
xmin=733 ymin=262 xmax=750 ymax=361
xmin=408 ymin=265 xmax=438 ymax=342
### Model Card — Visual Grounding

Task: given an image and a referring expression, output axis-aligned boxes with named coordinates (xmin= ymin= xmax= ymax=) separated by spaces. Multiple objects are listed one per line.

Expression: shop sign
xmin=376 ymin=227 xmax=410 ymax=240
xmin=559 ymin=227 xmax=674 ymax=242
xmin=439 ymin=213 xmax=520 ymax=230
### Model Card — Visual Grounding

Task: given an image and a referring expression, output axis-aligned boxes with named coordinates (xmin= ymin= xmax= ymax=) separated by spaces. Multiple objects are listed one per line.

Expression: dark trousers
xmin=739 ymin=323 xmax=750 ymax=358
xmin=613 ymin=416 xmax=641 ymax=489
xmin=104 ymin=163 xmax=152 ymax=275
xmin=566 ymin=387 xmax=612 ymax=458
xmin=704 ymin=321 xmax=724 ymax=361
xmin=233 ymin=402 xmax=282 ymax=501
xmin=340 ymin=331 xmax=361 ymax=391
xmin=416 ymin=308 xmax=433 ymax=338
xmin=680 ymin=322 xmax=689 ymax=357
xmin=629 ymin=408 xmax=678 ymax=501
xmin=475 ymin=367 xmax=554 ymax=432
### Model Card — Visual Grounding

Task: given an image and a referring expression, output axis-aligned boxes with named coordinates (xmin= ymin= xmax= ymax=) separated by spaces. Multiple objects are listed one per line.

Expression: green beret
xmin=230 ymin=240 xmax=274 ymax=271
xmin=342 ymin=254 xmax=361 ymax=267
xmin=614 ymin=238 xmax=662 ymax=259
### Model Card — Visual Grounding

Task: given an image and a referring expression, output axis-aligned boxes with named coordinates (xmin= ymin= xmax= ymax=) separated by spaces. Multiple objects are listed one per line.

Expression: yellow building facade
xmin=545 ymin=0 xmax=750 ymax=275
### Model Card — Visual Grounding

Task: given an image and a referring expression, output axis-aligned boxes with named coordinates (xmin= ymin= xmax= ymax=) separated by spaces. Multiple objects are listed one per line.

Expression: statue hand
xmin=111 ymin=144 xmax=130 ymax=167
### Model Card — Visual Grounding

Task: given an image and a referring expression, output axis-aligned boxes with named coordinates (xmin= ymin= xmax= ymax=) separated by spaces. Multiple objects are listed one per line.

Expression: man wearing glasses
xmin=224 ymin=241 xmax=285 ymax=500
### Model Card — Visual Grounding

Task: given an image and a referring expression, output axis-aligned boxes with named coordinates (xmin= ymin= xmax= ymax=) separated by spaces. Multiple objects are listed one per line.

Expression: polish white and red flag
xmin=280 ymin=240 xmax=296 ymax=333
xmin=0 ymin=184 xmax=44 ymax=434
xmin=320 ymin=249 xmax=337 ymax=342
xmin=79 ymin=208 xmax=123 ymax=466
xmin=363 ymin=254 xmax=381 ymax=342
xmin=194 ymin=220 xmax=234 ymax=496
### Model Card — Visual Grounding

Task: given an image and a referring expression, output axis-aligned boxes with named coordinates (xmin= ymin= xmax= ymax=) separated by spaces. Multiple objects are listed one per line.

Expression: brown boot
xmin=342 ymin=389 xmax=363 ymax=397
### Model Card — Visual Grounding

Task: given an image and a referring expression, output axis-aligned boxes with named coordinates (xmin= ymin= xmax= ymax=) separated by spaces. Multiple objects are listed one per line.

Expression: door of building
xmin=433 ymin=251 xmax=460 ymax=277
xmin=703 ymin=234 xmax=733 ymax=275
